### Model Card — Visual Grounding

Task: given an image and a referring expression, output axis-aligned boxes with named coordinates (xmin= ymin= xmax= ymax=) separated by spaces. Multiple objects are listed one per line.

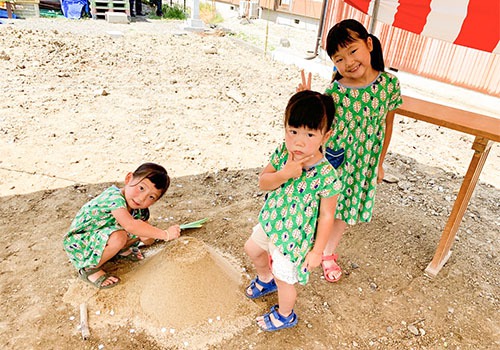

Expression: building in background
xmin=205 ymin=0 xmax=500 ymax=95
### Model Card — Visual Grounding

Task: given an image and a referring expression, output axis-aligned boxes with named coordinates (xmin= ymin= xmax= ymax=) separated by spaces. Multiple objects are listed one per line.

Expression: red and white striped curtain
xmin=344 ymin=0 xmax=500 ymax=54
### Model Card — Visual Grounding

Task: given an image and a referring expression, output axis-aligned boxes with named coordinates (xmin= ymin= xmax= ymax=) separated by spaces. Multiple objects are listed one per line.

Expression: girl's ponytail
xmin=369 ymin=34 xmax=385 ymax=72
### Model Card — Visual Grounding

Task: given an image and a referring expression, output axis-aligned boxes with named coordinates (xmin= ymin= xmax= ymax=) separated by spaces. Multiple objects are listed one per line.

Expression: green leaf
xmin=180 ymin=218 xmax=208 ymax=230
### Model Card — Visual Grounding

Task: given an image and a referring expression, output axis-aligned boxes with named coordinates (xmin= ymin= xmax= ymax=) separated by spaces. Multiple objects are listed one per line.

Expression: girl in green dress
xmin=298 ymin=19 xmax=403 ymax=282
xmin=63 ymin=163 xmax=181 ymax=289
xmin=244 ymin=90 xmax=342 ymax=331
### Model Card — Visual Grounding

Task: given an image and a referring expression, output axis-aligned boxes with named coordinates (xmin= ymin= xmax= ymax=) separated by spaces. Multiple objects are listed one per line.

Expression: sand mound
xmin=64 ymin=237 xmax=259 ymax=348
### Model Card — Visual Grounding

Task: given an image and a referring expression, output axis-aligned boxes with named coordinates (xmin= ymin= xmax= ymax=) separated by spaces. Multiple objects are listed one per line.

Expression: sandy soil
xmin=0 ymin=14 xmax=499 ymax=350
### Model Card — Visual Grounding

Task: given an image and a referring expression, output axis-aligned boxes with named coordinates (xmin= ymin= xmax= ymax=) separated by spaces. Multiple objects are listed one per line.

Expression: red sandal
xmin=322 ymin=254 xmax=342 ymax=282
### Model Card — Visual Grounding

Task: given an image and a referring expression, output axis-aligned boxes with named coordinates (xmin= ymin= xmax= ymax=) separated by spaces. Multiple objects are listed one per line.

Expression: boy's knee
xmin=244 ymin=238 xmax=255 ymax=255
xmin=245 ymin=238 xmax=265 ymax=258
xmin=109 ymin=230 xmax=128 ymax=248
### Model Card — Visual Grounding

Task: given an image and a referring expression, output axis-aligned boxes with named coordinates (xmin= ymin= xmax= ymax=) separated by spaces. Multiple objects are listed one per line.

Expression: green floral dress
xmin=63 ymin=185 xmax=149 ymax=270
xmin=259 ymin=143 xmax=342 ymax=284
xmin=325 ymin=71 xmax=402 ymax=224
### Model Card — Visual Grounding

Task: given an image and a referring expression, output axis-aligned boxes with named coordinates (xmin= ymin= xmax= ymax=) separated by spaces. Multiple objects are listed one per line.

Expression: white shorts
xmin=250 ymin=224 xmax=299 ymax=285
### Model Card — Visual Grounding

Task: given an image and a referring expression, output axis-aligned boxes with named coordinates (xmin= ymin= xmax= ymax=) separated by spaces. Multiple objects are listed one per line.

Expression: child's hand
xmin=302 ymin=250 xmax=322 ymax=272
xmin=165 ymin=225 xmax=181 ymax=241
xmin=296 ymin=70 xmax=312 ymax=92
xmin=282 ymin=152 xmax=313 ymax=180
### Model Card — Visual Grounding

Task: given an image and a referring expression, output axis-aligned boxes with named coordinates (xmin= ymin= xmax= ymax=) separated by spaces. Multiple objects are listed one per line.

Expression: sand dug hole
xmin=63 ymin=237 xmax=259 ymax=348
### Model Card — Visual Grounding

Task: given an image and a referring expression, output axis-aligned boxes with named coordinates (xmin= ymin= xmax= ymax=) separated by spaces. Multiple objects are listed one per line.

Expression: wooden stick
xmin=80 ymin=303 xmax=90 ymax=340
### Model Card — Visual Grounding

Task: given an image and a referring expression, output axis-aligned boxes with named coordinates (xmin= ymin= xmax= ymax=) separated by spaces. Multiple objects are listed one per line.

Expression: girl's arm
xmin=302 ymin=194 xmax=338 ymax=270
xmin=112 ymin=208 xmax=180 ymax=241
xmin=378 ymin=110 xmax=396 ymax=183
xmin=258 ymin=162 xmax=288 ymax=191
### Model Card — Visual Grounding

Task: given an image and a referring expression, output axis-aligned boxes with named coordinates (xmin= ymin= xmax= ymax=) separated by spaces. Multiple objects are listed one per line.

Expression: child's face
xmin=123 ymin=176 xmax=162 ymax=210
xmin=285 ymin=125 xmax=330 ymax=164
xmin=331 ymin=35 xmax=373 ymax=82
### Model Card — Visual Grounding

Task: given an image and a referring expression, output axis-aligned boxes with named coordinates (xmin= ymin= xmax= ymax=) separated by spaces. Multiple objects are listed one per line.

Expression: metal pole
xmin=310 ymin=0 xmax=328 ymax=58
xmin=369 ymin=0 xmax=380 ymax=34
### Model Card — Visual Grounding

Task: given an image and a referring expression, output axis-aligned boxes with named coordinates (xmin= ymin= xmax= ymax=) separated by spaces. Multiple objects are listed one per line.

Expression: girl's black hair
xmin=285 ymin=90 xmax=335 ymax=133
xmin=326 ymin=19 xmax=385 ymax=81
xmin=132 ymin=162 xmax=170 ymax=199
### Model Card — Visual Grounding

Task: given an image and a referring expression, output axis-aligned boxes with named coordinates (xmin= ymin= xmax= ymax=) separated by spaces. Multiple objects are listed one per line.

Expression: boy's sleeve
xmin=388 ymin=76 xmax=403 ymax=111
xmin=269 ymin=143 xmax=286 ymax=170
xmin=105 ymin=186 xmax=127 ymax=211
xmin=318 ymin=167 xmax=343 ymax=198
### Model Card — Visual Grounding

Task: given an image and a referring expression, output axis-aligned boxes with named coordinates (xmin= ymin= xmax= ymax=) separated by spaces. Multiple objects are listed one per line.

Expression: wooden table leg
xmin=6 ymin=2 xmax=13 ymax=18
xmin=425 ymin=136 xmax=492 ymax=276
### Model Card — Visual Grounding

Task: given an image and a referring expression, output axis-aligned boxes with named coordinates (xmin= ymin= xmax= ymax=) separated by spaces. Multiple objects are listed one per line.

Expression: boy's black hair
xmin=285 ymin=90 xmax=335 ymax=132
xmin=326 ymin=19 xmax=385 ymax=81
xmin=132 ymin=162 xmax=170 ymax=199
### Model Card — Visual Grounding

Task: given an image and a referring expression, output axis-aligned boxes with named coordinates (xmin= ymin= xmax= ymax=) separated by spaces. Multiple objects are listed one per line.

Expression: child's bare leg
xmin=322 ymin=220 xmax=347 ymax=280
xmin=256 ymin=278 xmax=296 ymax=329
xmin=124 ymin=236 xmax=155 ymax=247
xmin=323 ymin=219 xmax=346 ymax=254
xmin=84 ymin=230 xmax=127 ymax=286
xmin=138 ymin=237 xmax=155 ymax=246
xmin=117 ymin=236 xmax=154 ymax=260
xmin=126 ymin=237 xmax=141 ymax=247
xmin=275 ymin=278 xmax=296 ymax=316
xmin=244 ymin=238 xmax=273 ymax=281
xmin=98 ymin=230 xmax=128 ymax=265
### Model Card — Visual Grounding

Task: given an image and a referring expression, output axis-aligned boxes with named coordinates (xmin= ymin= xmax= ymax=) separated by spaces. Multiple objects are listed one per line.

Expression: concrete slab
xmin=105 ymin=12 xmax=130 ymax=24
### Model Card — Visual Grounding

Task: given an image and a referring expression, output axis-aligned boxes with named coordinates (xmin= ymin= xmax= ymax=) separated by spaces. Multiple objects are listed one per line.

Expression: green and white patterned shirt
xmin=259 ymin=143 xmax=342 ymax=284
xmin=325 ymin=71 xmax=402 ymax=224
xmin=63 ymin=185 xmax=149 ymax=269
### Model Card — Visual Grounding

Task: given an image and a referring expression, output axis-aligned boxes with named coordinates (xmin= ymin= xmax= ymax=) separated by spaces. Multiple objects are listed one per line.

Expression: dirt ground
xmin=0 ymin=13 xmax=499 ymax=350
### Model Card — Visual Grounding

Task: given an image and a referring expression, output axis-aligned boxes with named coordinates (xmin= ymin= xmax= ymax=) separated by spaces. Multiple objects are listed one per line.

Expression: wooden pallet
xmin=90 ymin=0 xmax=129 ymax=19
xmin=13 ymin=0 xmax=40 ymax=18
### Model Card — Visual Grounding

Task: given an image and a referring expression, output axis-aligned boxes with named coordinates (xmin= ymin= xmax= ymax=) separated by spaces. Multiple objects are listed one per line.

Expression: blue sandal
xmin=258 ymin=305 xmax=298 ymax=332
xmin=245 ymin=276 xmax=277 ymax=299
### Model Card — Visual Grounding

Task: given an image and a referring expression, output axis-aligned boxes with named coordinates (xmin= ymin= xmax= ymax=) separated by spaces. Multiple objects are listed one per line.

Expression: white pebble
xmin=208 ymin=318 xmax=213 ymax=323
xmin=170 ymin=328 xmax=175 ymax=334
xmin=130 ymin=329 xmax=135 ymax=333
xmin=183 ymin=341 xmax=189 ymax=346
xmin=95 ymin=310 xmax=101 ymax=315
xmin=109 ymin=310 xmax=115 ymax=316
xmin=216 ymin=316 xmax=221 ymax=321
xmin=98 ymin=345 xmax=104 ymax=350
xmin=161 ymin=327 xmax=167 ymax=333
xmin=408 ymin=324 xmax=419 ymax=336
xmin=69 ymin=316 xmax=75 ymax=321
